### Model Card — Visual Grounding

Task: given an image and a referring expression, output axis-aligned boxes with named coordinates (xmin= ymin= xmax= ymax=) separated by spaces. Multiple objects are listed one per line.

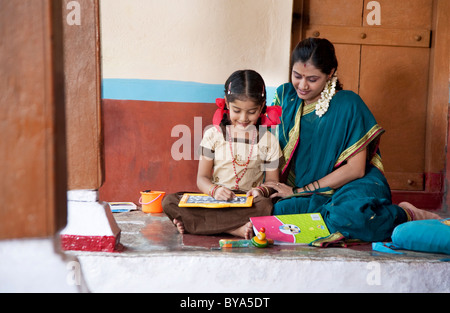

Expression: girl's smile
xmin=226 ymin=99 xmax=264 ymax=131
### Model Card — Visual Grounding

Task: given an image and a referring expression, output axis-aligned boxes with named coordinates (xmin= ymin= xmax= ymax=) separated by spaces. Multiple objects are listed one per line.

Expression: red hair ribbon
xmin=260 ymin=105 xmax=282 ymax=126
xmin=213 ymin=98 xmax=228 ymax=130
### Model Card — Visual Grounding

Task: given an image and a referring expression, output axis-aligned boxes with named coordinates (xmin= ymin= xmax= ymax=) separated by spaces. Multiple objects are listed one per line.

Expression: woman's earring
xmin=315 ymin=72 xmax=337 ymax=118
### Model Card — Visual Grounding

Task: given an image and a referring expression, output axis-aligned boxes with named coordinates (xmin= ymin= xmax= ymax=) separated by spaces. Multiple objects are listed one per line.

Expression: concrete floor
xmin=66 ymin=209 xmax=450 ymax=293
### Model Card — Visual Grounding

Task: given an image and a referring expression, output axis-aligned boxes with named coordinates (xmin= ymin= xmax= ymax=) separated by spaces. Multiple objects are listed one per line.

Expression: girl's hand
xmin=262 ymin=181 xmax=293 ymax=198
xmin=246 ymin=188 xmax=264 ymax=198
xmin=214 ymin=186 xmax=236 ymax=201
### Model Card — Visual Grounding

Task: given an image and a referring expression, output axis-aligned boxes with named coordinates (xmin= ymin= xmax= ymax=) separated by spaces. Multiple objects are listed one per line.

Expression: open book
xmin=250 ymin=213 xmax=330 ymax=244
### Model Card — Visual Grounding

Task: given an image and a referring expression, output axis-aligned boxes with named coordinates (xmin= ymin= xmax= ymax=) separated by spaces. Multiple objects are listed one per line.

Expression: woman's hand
xmin=246 ymin=188 xmax=264 ymax=198
xmin=214 ymin=186 xmax=236 ymax=201
xmin=262 ymin=181 xmax=293 ymax=198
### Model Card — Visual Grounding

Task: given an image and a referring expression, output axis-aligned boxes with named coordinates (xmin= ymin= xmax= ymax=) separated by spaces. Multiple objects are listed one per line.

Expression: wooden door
xmin=293 ymin=0 xmax=447 ymax=198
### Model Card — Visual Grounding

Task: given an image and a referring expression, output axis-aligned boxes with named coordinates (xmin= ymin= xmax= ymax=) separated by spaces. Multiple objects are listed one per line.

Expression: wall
xmin=100 ymin=0 xmax=292 ymax=89
xmin=98 ymin=0 xmax=294 ymax=202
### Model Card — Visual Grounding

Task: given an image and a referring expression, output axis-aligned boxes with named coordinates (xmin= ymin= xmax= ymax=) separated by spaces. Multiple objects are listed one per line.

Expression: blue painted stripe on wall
xmin=102 ymin=78 xmax=276 ymax=104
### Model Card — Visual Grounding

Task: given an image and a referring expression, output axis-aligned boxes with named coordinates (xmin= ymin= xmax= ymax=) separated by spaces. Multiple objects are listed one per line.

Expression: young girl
xmin=162 ymin=70 xmax=282 ymax=239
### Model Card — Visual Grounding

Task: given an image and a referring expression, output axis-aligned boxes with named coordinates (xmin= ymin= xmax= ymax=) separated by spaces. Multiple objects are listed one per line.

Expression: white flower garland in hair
xmin=315 ymin=73 xmax=338 ymax=117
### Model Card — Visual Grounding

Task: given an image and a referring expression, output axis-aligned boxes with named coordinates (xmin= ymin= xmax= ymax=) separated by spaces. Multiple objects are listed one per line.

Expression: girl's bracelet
xmin=254 ymin=186 xmax=270 ymax=197
xmin=209 ymin=184 xmax=220 ymax=197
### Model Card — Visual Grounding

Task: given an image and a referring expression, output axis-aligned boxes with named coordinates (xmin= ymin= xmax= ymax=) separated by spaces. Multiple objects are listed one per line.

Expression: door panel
xmin=362 ymin=0 xmax=432 ymax=29
xmin=305 ymin=25 xmax=430 ymax=48
xmin=334 ymin=44 xmax=360 ymax=94
xmin=304 ymin=0 xmax=363 ymax=26
xmin=359 ymin=45 xmax=430 ymax=190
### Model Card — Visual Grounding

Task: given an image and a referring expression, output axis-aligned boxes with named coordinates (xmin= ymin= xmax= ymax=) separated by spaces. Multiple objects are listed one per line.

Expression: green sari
xmin=272 ymin=83 xmax=407 ymax=242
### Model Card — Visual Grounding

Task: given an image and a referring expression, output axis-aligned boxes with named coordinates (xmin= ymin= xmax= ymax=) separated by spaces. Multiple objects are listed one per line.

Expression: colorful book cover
xmin=250 ymin=213 xmax=330 ymax=244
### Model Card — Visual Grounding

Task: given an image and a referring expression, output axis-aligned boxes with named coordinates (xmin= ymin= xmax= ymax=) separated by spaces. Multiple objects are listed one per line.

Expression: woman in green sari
xmin=264 ymin=38 xmax=441 ymax=242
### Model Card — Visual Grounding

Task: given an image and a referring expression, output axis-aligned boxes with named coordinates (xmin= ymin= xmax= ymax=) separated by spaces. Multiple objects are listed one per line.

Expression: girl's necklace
xmin=227 ymin=127 xmax=257 ymax=190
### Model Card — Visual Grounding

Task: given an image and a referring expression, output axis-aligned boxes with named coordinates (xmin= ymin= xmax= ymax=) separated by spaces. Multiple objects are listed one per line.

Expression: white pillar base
xmin=60 ymin=190 xmax=121 ymax=252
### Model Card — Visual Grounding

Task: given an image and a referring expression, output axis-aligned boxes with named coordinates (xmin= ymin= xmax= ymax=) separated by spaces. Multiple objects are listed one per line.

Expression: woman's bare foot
xmin=399 ymin=202 xmax=442 ymax=220
xmin=173 ymin=218 xmax=185 ymax=234
xmin=227 ymin=222 xmax=254 ymax=239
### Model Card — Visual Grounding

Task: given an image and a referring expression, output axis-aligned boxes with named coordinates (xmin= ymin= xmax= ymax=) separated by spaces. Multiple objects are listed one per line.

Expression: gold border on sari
xmin=285 ymin=187 xmax=335 ymax=199
xmin=334 ymin=124 xmax=385 ymax=168
xmin=280 ymin=104 xmax=302 ymax=172
xmin=302 ymin=102 xmax=316 ymax=116
xmin=279 ymin=100 xmax=320 ymax=177
xmin=370 ymin=153 xmax=385 ymax=174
